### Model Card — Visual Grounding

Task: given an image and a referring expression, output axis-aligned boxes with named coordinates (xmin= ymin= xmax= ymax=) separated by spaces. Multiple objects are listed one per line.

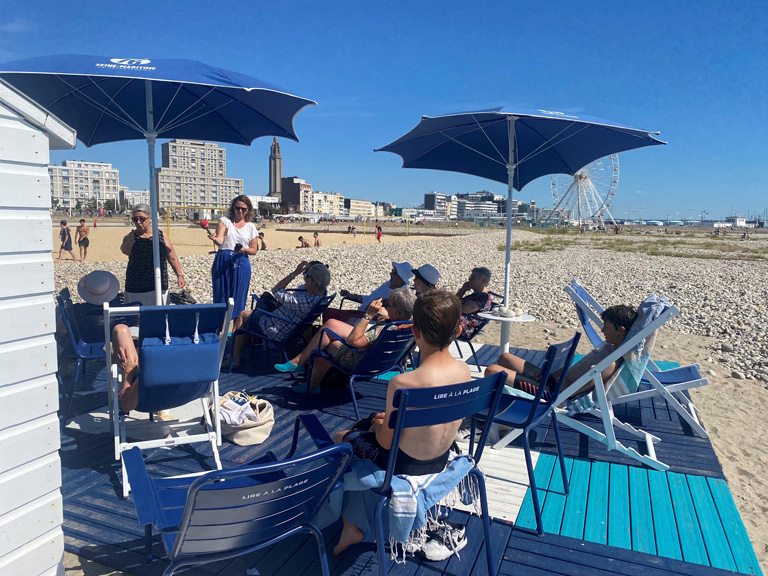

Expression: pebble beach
xmin=54 ymin=226 xmax=768 ymax=570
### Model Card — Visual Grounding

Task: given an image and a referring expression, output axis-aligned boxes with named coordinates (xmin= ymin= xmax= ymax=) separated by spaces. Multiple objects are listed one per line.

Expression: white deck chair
xmin=566 ymin=279 xmax=709 ymax=438
xmin=493 ymin=295 xmax=680 ymax=472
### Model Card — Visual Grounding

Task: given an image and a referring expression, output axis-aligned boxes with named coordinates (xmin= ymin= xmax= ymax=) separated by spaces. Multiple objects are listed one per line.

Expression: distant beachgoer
xmin=412 ymin=264 xmax=440 ymax=295
xmin=352 ymin=226 xmax=357 ymax=238
xmin=93 ymin=220 xmax=97 ymax=229
xmin=297 ymin=236 xmax=312 ymax=248
xmin=314 ymin=232 xmax=322 ymax=247
xmin=207 ymin=195 xmax=260 ymax=317
xmin=347 ymin=226 xmax=352 ymax=235
xmin=121 ymin=204 xmax=184 ymax=306
xmin=376 ymin=225 xmax=382 ymax=243
xmin=614 ymin=224 xmax=620 ymax=235
xmin=57 ymin=219 xmax=78 ymax=262
xmin=75 ymin=219 xmax=90 ymax=262
xmin=259 ymin=231 xmax=268 ymax=251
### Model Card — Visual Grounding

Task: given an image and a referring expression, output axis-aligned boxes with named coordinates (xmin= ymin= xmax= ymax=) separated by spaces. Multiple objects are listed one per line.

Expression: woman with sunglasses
xmin=207 ymin=195 xmax=260 ymax=317
xmin=121 ymin=204 xmax=185 ymax=306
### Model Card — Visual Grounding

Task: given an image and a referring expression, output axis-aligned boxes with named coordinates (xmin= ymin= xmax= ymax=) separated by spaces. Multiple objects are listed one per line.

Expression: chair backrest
xmin=566 ymin=280 xmax=605 ymax=348
xmin=57 ymin=287 xmax=84 ymax=345
xmin=510 ymin=332 xmax=581 ymax=426
xmin=135 ymin=303 xmax=229 ymax=413
xmin=353 ymin=321 xmax=415 ymax=375
xmin=166 ymin=443 xmax=352 ymax=561
xmin=382 ymin=372 xmax=507 ymax=490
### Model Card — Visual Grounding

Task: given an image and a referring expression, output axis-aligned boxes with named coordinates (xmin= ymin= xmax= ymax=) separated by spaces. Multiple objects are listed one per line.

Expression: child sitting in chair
xmin=485 ymin=304 xmax=638 ymax=400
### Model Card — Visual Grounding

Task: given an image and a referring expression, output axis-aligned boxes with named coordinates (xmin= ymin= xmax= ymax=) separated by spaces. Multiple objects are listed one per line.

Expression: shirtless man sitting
xmin=485 ymin=304 xmax=637 ymax=399
xmin=332 ymin=290 xmax=471 ymax=555
xmin=297 ymin=235 xmax=312 ymax=248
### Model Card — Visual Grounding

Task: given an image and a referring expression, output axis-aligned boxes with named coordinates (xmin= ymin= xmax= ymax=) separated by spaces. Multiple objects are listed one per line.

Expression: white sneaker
xmin=421 ymin=520 xmax=467 ymax=561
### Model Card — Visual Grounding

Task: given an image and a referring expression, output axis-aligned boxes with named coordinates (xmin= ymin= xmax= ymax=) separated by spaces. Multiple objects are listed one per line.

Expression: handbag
xmin=218 ymin=391 xmax=275 ymax=446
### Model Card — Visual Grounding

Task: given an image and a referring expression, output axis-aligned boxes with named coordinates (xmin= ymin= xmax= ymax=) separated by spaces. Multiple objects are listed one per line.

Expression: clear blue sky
xmin=2 ymin=0 xmax=765 ymax=220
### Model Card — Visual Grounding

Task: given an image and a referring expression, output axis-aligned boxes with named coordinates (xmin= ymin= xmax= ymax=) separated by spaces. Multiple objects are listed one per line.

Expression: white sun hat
xmin=77 ymin=270 xmax=120 ymax=305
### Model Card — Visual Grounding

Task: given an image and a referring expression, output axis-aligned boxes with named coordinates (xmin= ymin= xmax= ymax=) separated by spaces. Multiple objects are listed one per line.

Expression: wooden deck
xmin=56 ymin=341 xmax=762 ymax=575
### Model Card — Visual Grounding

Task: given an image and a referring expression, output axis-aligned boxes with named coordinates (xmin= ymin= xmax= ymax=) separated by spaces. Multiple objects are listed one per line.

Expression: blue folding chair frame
xmin=228 ymin=290 xmax=335 ymax=373
xmin=123 ymin=435 xmax=352 ymax=576
xmin=306 ymin=320 xmax=415 ymax=419
xmin=454 ymin=290 xmax=502 ymax=372
xmin=490 ymin=332 xmax=580 ymax=535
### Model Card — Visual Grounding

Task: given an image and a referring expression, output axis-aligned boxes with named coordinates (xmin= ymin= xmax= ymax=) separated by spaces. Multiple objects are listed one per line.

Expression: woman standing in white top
xmin=208 ymin=195 xmax=259 ymax=316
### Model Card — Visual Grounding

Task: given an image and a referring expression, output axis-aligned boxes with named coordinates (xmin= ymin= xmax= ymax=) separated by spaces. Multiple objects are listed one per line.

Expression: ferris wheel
xmin=546 ymin=154 xmax=619 ymax=228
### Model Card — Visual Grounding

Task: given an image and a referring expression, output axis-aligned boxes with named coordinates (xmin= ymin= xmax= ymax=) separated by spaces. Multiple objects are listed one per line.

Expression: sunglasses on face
xmin=234 ymin=205 xmax=248 ymax=212
xmin=132 ymin=216 xmax=148 ymax=224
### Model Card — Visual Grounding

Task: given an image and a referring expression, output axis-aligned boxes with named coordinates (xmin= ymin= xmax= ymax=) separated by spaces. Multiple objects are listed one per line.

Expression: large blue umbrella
xmin=376 ymin=107 xmax=665 ymax=351
xmin=0 ymin=54 xmax=315 ymax=303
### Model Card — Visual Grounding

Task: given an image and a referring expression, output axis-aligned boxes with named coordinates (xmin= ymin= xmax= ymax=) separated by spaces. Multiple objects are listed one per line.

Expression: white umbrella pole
xmin=501 ymin=117 xmax=517 ymax=354
xmin=145 ymin=80 xmax=162 ymax=305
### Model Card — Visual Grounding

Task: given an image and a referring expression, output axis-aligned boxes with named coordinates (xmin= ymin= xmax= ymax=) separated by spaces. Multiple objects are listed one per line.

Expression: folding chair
xmin=306 ymin=320 xmax=415 ymax=418
xmin=454 ymin=290 xmax=502 ymax=372
xmin=106 ymin=300 xmax=234 ymax=498
xmin=489 ymin=333 xmax=580 ymax=535
xmin=228 ymin=291 xmax=335 ymax=373
xmin=301 ymin=372 xmax=508 ymax=576
xmin=566 ymin=279 xmax=709 ymax=438
xmin=122 ymin=433 xmax=352 ymax=576
xmin=494 ymin=295 xmax=679 ymax=471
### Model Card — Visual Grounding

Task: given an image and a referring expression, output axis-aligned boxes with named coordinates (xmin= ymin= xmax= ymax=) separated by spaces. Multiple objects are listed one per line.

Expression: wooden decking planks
xmin=515 ymin=455 xmax=762 ymax=575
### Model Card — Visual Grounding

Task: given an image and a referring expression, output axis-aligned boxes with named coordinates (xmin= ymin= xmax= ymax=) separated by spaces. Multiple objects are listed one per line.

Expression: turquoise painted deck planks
xmin=540 ymin=455 xmax=573 ymax=535
xmin=707 ymin=477 xmax=763 ymax=576
xmin=583 ymin=460 xmax=609 ymax=544
xmin=560 ymin=458 xmax=591 ymax=540
xmin=688 ymin=475 xmax=737 ymax=571
xmin=516 ymin=450 xmax=556 ymax=531
xmin=608 ymin=463 xmax=631 ymax=550
xmin=628 ymin=466 xmax=656 ymax=555
xmin=648 ymin=470 xmax=682 ymax=560
xmin=667 ymin=472 xmax=709 ymax=565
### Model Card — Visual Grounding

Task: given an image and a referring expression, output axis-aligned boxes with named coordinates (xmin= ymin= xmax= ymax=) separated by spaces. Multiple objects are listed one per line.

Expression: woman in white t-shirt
xmin=208 ymin=195 xmax=259 ymax=316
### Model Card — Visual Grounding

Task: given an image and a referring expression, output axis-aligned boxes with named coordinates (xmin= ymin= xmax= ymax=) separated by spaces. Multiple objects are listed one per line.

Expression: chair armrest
xmin=285 ymin=414 xmax=335 ymax=459
xmin=122 ymin=448 xmax=162 ymax=526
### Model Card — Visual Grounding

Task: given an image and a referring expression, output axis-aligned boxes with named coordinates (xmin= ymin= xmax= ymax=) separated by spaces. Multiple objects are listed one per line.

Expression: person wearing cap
xmin=121 ymin=204 xmax=184 ymax=306
xmin=56 ymin=219 xmax=78 ymax=263
xmin=322 ymin=261 xmax=413 ymax=323
xmin=75 ymin=219 xmax=91 ymax=262
xmin=412 ymin=264 xmax=440 ymax=295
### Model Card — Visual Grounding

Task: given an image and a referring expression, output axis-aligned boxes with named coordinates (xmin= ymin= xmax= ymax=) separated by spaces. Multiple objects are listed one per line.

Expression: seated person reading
xmin=275 ymin=287 xmax=416 ymax=393
xmin=230 ymin=261 xmax=330 ymax=369
xmin=455 ymin=266 xmax=493 ymax=338
xmin=331 ymin=290 xmax=471 ymax=555
xmin=485 ymin=304 xmax=637 ymax=401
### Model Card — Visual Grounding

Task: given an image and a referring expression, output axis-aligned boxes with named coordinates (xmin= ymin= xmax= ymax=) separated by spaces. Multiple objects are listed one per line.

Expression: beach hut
xmin=0 ymin=79 xmax=76 ymax=575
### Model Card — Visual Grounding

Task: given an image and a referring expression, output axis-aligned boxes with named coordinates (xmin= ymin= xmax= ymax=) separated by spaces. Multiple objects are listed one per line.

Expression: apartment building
xmin=156 ymin=140 xmax=243 ymax=210
xmin=304 ymin=191 xmax=344 ymax=216
xmin=280 ymin=177 xmax=313 ymax=212
xmin=344 ymin=198 xmax=374 ymax=219
xmin=49 ymin=160 xmax=120 ymax=210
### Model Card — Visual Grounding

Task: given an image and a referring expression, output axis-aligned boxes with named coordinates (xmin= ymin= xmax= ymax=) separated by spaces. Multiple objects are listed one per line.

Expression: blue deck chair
xmin=566 ymin=279 xmax=709 ymax=438
xmin=106 ymin=300 xmax=234 ymax=498
xmin=454 ymin=290 xmax=502 ymax=372
xmin=122 ymin=431 xmax=352 ymax=576
xmin=306 ymin=320 xmax=415 ymax=419
xmin=228 ymin=291 xmax=335 ymax=373
xmin=489 ymin=332 xmax=580 ymax=535
xmin=56 ymin=288 xmax=105 ymax=428
xmin=301 ymin=372 xmax=508 ymax=576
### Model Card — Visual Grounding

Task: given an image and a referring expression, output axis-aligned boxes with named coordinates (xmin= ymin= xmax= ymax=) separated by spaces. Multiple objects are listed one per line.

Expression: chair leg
xmin=454 ymin=339 xmax=464 ymax=359
xmin=523 ymin=430 xmax=544 ymax=536
xmin=467 ymin=341 xmax=482 ymax=372
xmin=144 ymin=524 xmax=153 ymax=563
xmin=373 ymin=497 xmax=389 ymax=576
xmin=349 ymin=376 xmax=361 ymax=420
xmin=61 ymin=359 xmax=83 ymax=429
xmin=308 ymin=524 xmax=331 ymax=576
xmin=551 ymin=412 xmax=570 ymax=495
xmin=470 ymin=468 xmax=497 ymax=576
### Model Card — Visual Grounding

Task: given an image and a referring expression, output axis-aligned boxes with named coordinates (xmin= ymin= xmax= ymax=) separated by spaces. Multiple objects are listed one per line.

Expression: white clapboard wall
xmin=0 ymin=80 xmax=75 ymax=576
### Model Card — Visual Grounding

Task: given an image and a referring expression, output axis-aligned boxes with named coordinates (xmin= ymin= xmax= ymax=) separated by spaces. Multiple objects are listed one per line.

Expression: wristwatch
xmin=363 ymin=314 xmax=372 ymax=320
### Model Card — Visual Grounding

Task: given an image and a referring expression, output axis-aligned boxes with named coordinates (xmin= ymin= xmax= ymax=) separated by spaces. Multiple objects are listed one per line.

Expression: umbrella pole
xmin=145 ymin=80 xmax=163 ymax=306
xmin=501 ymin=117 xmax=517 ymax=354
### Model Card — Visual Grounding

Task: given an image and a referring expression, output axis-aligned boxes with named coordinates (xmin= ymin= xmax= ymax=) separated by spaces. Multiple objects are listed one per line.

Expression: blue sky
xmin=2 ymin=0 xmax=766 ymax=220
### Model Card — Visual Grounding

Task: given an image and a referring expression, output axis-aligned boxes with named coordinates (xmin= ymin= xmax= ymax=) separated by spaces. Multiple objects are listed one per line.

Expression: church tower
xmin=269 ymin=137 xmax=282 ymax=200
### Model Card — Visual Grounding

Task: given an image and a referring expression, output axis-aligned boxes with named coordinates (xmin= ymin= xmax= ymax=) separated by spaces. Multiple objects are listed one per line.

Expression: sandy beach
xmin=55 ymin=226 xmax=768 ymax=574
